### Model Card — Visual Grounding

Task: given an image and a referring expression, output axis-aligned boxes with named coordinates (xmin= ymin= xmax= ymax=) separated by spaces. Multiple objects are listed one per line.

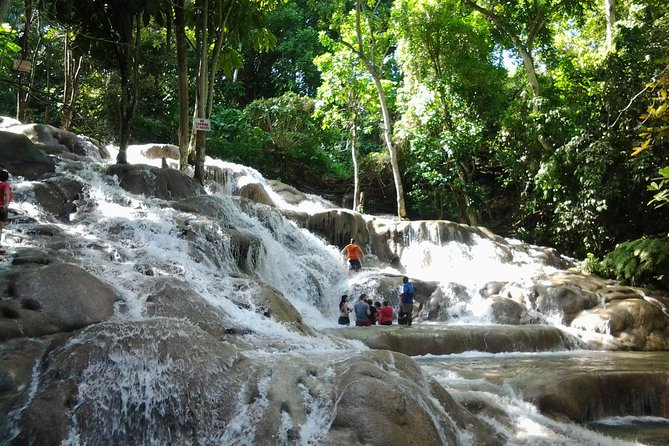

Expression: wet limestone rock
xmin=488 ymin=295 xmax=530 ymax=324
xmin=106 ymin=163 xmax=206 ymax=200
xmin=0 ymin=130 xmax=56 ymax=180
xmin=536 ymin=271 xmax=669 ymax=350
xmin=7 ymin=319 xmax=242 ymax=446
xmin=327 ymin=325 xmax=582 ymax=356
xmin=144 ymin=278 xmax=240 ymax=338
xmin=0 ymin=262 xmax=118 ymax=341
xmin=238 ymin=182 xmax=275 ymax=206
xmin=4 ymin=320 xmax=498 ymax=446
xmin=129 ymin=143 xmax=180 ymax=160
xmin=267 ymin=179 xmax=307 ymax=205
xmin=29 ymin=174 xmax=84 ymax=221
xmin=144 ymin=277 xmax=312 ymax=337
xmin=303 ymin=209 xmax=371 ymax=253
xmin=2 ymin=123 xmax=107 ymax=160
xmin=571 ymin=296 xmax=669 ymax=350
xmin=519 ymin=371 xmax=669 ymax=422
xmin=327 ymin=350 xmax=500 ymax=446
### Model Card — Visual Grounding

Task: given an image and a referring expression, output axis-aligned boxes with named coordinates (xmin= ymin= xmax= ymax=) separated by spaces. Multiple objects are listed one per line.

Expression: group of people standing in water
xmin=338 ymin=277 xmax=417 ymax=327
xmin=338 ymin=238 xmax=418 ymax=327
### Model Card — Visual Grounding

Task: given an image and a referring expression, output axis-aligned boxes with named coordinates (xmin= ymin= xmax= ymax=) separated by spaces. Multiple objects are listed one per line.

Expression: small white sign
xmin=193 ymin=117 xmax=211 ymax=132
xmin=13 ymin=60 xmax=32 ymax=72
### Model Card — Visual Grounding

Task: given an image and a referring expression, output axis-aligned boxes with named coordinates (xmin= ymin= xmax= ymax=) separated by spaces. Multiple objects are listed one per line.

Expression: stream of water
xmin=3 ymin=145 xmax=668 ymax=445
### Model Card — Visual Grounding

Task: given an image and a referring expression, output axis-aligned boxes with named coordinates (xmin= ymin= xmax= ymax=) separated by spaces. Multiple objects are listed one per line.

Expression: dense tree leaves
xmin=1 ymin=0 xmax=668 ymax=264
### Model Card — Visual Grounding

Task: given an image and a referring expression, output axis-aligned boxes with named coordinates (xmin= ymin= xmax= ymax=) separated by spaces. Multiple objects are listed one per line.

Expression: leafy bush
xmin=208 ymin=106 xmax=268 ymax=166
xmin=590 ymin=237 xmax=669 ymax=290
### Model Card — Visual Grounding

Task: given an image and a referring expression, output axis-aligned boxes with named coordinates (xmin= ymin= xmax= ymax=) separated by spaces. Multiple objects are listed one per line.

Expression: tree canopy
xmin=0 ymin=0 xmax=668 ymax=261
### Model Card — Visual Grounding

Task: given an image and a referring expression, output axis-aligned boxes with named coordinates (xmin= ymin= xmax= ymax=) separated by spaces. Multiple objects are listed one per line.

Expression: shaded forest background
xmin=0 ymin=0 xmax=667 ymax=287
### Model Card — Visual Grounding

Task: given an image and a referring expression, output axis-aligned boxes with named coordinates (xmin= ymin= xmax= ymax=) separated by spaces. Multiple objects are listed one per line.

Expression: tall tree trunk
xmin=605 ymin=0 xmax=617 ymax=51
xmin=16 ymin=0 xmax=33 ymax=122
xmin=193 ymin=0 xmax=209 ymax=183
xmin=348 ymin=0 xmax=407 ymax=219
xmin=0 ymin=0 xmax=11 ymax=21
xmin=174 ymin=0 xmax=190 ymax=172
xmin=350 ymin=112 xmax=361 ymax=212
xmin=116 ymin=14 xmax=139 ymax=164
xmin=61 ymin=26 xmax=83 ymax=130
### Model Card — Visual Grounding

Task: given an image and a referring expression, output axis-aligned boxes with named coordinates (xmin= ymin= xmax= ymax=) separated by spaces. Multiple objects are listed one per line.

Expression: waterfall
xmin=1 ymin=141 xmax=667 ymax=446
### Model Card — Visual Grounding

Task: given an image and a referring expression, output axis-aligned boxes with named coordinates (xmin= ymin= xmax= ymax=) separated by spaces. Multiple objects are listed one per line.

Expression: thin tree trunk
xmin=605 ymin=0 xmax=617 ymax=51
xmin=174 ymin=0 xmax=190 ymax=172
xmin=351 ymin=113 xmax=361 ymax=212
xmin=16 ymin=0 xmax=33 ymax=122
xmin=464 ymin=0 xmax=552 ymax=153
xmin=62 ymin=26 xmax=83 ymax=130
xmin=347 ymin=0 xmax=407 ymax=219
xmin=193 ymin=0 xmax=209 ymax=183
xmin=116 ymin=14 xmax=139 ymax=164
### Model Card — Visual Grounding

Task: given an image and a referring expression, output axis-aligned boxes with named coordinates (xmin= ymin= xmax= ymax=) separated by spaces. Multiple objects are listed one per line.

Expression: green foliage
xmin=0 ymin=21 xmax=21 ymax=116
xmin=634 ymin=70 xmax=669 ymax=208
xmin=243 ymin=92 xmax=344 ymax=180
xmin=207 ymin=106 xmax=268 ymax=166
xmin=592 ymin=237 xmax=669 ymax=290
xmin=393 ymin=0 xmax=504 ymax=221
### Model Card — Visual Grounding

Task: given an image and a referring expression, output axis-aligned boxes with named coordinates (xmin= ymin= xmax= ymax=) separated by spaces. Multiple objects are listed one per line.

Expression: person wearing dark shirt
xmin=401 ymin=276 xmax=417 ymax=326
xmin=338 ymin=295 xmax=352 ymax=326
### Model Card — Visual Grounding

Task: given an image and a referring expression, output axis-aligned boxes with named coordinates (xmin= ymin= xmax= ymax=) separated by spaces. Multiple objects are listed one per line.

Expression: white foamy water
xmin=3 ymin=143 xmax=663 ymax=445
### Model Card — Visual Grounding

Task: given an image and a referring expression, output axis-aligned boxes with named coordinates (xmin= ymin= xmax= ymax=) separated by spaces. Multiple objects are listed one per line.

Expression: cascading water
xmin=1 ymin=141 xmax=668 ymax=446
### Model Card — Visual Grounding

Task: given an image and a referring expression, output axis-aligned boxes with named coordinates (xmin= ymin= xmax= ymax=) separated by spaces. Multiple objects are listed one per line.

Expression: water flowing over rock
xmin=1 ymin=120 xmax=668 ymax=445
xmin=7 ymin=320 xmax=500 ymax=446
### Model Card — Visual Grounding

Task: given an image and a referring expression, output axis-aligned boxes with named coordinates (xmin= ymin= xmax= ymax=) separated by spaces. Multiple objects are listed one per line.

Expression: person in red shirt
xmin=341 ymin=238 xmax=364 ymax=271
xmin=0 ymin=170 xmax=12 ymax=255
xmin=378 ymin=301 xmax=394 ymax=325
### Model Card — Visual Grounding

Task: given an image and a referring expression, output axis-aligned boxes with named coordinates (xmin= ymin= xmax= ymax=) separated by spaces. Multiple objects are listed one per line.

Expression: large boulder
xmin=144 ymin=277 xmax=240 ymax=339
xmin=129 ymin=143 xmax=180 ymax=160
xmin=144 ymin=277 xmax=312 ymax=337
xmin=0 ymin=262 xmax=118 ymax=341
xmin=303 ymin=209 xmax=371 ymax=255
xmin=238 ymin=182 xmax=275 ymax=206
xmin=533 ymin=271 xmax=669 ymax=350
xmin=267 ymin=179 xmax=307 ymax=205
xmin=4 ymin=319 xmax=499 ymax=446
xmin=106 ymin=163 xmax=206 ymax=200
xmin=0 ymin=131 xmax=55 ymax=179
xmin=28 ymin=174 xmax=84 ymax=221
xmin=2 ymin=123 xmax=107 ymax=160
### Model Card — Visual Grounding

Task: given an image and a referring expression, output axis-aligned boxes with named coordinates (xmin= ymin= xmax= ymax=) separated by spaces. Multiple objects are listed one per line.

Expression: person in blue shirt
xmin=401 ymin=276 xmax=416 ymax=326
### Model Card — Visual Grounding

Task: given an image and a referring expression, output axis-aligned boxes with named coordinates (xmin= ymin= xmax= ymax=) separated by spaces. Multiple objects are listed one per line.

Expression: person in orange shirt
xmin=341 ymin=238 xmax=364 ymax=271
xmin=0 ymin=170 xmax=12 ymax=255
